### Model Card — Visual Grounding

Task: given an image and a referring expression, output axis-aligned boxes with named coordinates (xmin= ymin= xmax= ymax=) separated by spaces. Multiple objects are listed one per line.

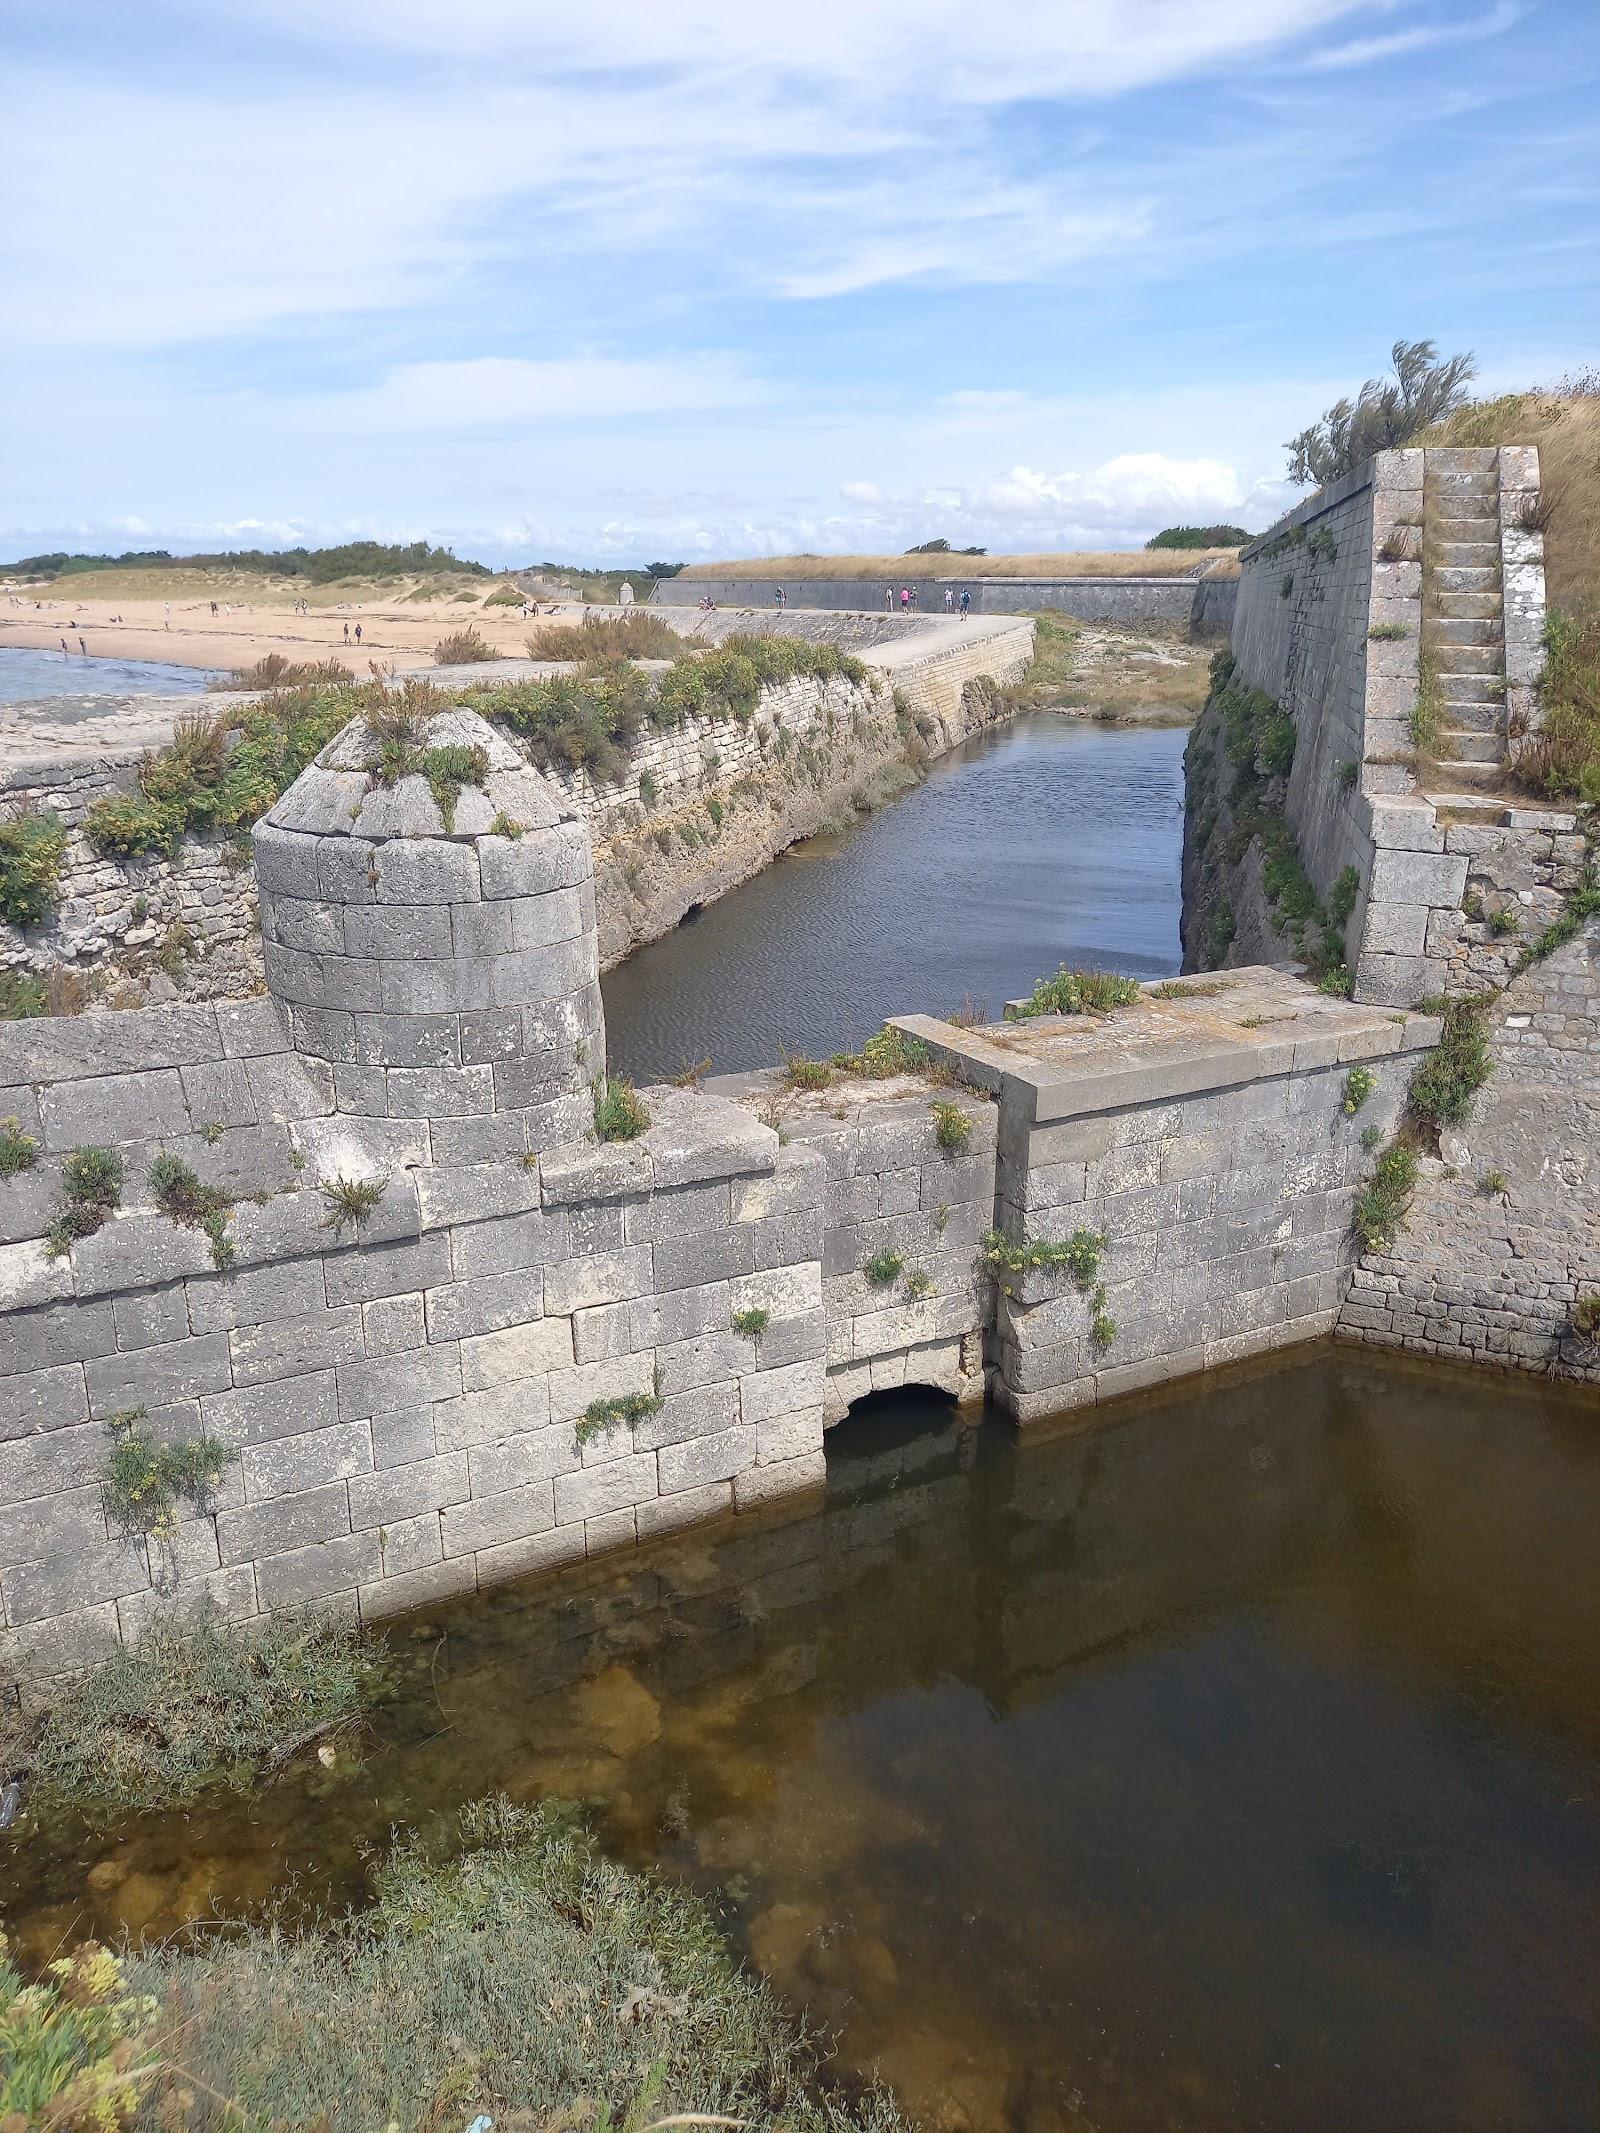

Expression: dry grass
xmin=1424 ymin=383 xmax=1599 ymax=613
xmin=524 ymin=611 xmax=684 ymax=660
xmin=0 ymin=564 xmax=494 ymax=607
xmin=680 ymin=550 xmax=1241 ymax=582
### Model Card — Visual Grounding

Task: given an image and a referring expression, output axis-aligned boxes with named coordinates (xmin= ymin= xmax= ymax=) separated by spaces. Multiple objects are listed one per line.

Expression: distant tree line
xmin=4 ymin=541 xmax=490 ymax=583
xmin=904 ymin=538 xmax=988 ymax=555
xmin=1145 ymin=525 xmax=1252 ymax=550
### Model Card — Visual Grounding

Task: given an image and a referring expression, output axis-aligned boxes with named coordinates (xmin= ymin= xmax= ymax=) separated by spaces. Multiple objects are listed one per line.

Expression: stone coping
xmin=889 ymin=967 xmax=1440 ymax=1124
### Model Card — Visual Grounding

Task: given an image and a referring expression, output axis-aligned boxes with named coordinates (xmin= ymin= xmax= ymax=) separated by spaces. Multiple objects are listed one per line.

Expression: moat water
xmin=6 ymin=1351 xmax=1599 ymax=2133
xmin=603 ymin=713 xmax=1186 ymax=1080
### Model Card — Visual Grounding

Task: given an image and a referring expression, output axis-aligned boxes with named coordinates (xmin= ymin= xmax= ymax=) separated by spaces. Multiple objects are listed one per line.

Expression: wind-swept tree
xmin=1286 ymin=339 xmax=1477 ymax=486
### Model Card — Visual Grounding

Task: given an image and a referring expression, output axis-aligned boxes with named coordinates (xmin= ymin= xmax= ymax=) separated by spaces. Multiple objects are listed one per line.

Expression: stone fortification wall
xmin=1341 ymin=916 xmax=1600 ymax=1381
xmin=706 ymin=1072 xmax=996 ymax=1421
xmin=0 ymin=623 xmax=1032 ymax=996
xmin=657 ymin=575 xmax=1227 ymax=631
xmin=1188 ymin=446 xmax=1555 ymax=1008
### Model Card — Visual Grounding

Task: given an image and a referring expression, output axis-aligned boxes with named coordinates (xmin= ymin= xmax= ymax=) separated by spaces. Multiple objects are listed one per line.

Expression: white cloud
xmin=302 ymin=355 xmax=770 ymax=434
xmin=1303 ymin=0 xmax=1524 ymax=71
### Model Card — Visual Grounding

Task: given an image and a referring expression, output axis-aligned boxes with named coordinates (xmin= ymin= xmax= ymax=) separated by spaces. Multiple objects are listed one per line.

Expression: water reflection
xmin=6 ymin=1351 xmax=1600 ymax=2132
xmin=602 ymin=715 xmax=1186 ymax=1080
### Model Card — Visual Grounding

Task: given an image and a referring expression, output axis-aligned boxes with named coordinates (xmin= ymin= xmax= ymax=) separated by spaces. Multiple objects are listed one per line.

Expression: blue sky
xmin=3 ymin=0 xmax=1595 ymax=566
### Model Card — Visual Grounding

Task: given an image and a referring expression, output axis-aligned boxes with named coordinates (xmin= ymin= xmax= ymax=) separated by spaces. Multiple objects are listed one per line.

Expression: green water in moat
xmin=5 ymin=1348 xmax=1600 ymax=2132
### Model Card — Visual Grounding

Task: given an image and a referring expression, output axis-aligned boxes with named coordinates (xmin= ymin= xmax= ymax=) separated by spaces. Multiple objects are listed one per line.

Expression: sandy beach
xmin=0 ymin=581 xmax=551 ymax=676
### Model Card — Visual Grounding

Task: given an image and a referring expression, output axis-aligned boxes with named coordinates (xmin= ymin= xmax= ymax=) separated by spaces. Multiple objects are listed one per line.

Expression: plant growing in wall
xmin=0 ymin=1117 xmax=38 ymax=1180
xmin=320 ymin=1173 xmax=389 ymax=1238
xmin=1352 ymin=1146 xmax=1419 ymax=1253
xmin=45 ymin=1146 xmax=122 ymax=1259
xmin=148 ymin=1152 xmax=235 ymax=1270
xmin=1571 ymin=1296 xmax=1600 ymax=1342
xmin=1342 ymin=1067 xmax=1377 ymax=1115
xmin=594 ymin=1079 xmax=649 ymax=1142
xmin=100 ymin=1408 xmax=233 ymax=1541
xmin=864 ymin=1249 xmax=904 ymax=1287
xmin=930 ymin=1100 xmax=973 ymax=1154
xmin=904 ymin=1268 xmax=934 ymax=1299
xmin=1006 ymin=968 xmax=1141 ymax=1020
xmin=732 ymin=1307 xmax=769 ymax=1338
xmin=778 ymin=1051 xmax=833 ymax=1092
xmin=574 ymin=1369 xmax=663 ymax=1449
xmin=0 ymin=808 xmax=68 ymax=928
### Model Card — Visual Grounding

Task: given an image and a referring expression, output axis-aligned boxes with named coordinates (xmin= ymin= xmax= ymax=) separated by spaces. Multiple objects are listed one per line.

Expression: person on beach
xmin=343 ymin=622 xmax=350 ymax=643
xmin=354 ymin=623 xmax=363 ymax=646
xmin=210 ymin=601 xmax=218 ymax=616
xmin=59 ymin=637 xmax=69 ymax=657
xmin=78 ymin=636 xmax=87 ymax=656
xmin=900 ymin=586 xmax=910 ymax=611
xmin=943 ymin=588 xmax=954 ymax=611
xmin=960 ymin=588 xmax=971 ymax=617
xmin=885 ymin=587 xmax=894 ymax=612
xmin=775 ymin=586 xmax=786 ymax=610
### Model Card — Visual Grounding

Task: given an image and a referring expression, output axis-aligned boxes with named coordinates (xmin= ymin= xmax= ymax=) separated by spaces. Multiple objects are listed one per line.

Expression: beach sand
xmin=0 ymin=582 xmax=550 ymax=676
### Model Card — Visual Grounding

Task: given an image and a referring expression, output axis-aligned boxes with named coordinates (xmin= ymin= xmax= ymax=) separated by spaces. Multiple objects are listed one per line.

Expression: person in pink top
xmin=899 ymin=586 xmax=910 ymax=611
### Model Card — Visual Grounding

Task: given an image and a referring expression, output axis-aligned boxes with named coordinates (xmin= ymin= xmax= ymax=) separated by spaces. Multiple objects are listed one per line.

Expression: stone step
xmin=1423 ymin=791 xmax=1512 ymax=821
xmin=1433 ymin=565 xmax=1500 ymax=593
xmin=1425 ymin=468 xmax=1498 ymax=499
xmin=1450 ymin=703 xmax=1510 ymax=738
xmin=1437 ymin=646 xmax=1504 ymax=677
xmin=1433 ymin=619 xmax=1504 ymax=652
xmin=1430 ymin=757 xmax=1508 ymax=786
xmin=1436 ymin=540 xmax=1500 ymax=567
xmin=1435 ymin=590 xmax=1503 ymax=621
xmin=1440 ymin=673 xmax=1504 ymax=704
xmin=1439 ymin=729 xmax=1502 ymax=763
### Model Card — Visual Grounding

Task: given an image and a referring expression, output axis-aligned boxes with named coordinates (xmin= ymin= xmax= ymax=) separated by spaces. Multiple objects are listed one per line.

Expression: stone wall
xmin=658 ymin=575 xmax=1228 ymax=631
xmin=1340 ymin=917 xmax=1600 ymax=1382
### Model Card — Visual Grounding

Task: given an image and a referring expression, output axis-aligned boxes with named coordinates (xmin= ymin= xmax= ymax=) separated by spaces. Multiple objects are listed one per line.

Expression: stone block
xmin=637 ymin=1482 xmax=733 ymax=1539
xmin=473 ymin=1525 xmax=586 ymax=1585
xmin=755 ymin=1310 xmax=828 ymax=1369
xmin=85 ymin=1333 xmax=231 ymax=1416
xmin=442 ymin=1481 xmax=556 ymax=1556
xmin=732 ymin=1450 xmax=825 ymax=1508
xmin=756 ymin=1410 xmax=823 ymax=1465
xmin=40 ymin=1069 xmax=190 ymax=1148
xmin=348 ymin=1453 xmax=469 ymax=1531
xmin=229 ymin=1308 xmax=364 ymax=1388
xmin=370 ymin=1511 xmax=444 ymax=1577
xmin=553 ymin=1454 xmax=659 ymax=1525
xmin=434 ymin=1379 xmax=552 ymax=1451
xmin=373 ymin=840 xmax=482 ymax=905
xmin=543 ymin=1245 xmax=651 ymax=1314
xmin=751 ymin=1206 xmax=824 ymax=1270
xmin=0 ymin=1420 xmax=107 ymax=1509
xmin=2 ymin=1601 xmax=122 ymax=1681
xmin=337 ymin=1343 xmax=463 ymax=1421
xmin=424 ymin=1269 xmax=543 ymax=1343
xmin=461 ymin=1317 xmax=574 ymax=1390
xmin=571 ymin=1300 xmax=636 ymax=1365
xmin=1369 ymin=847 xmax=1469 ymax=908
xmin=201 ymin=1370 xmax=338 ymax=1450
xmin=416 ymin=1159 xmax=542 ymax=1231
xmin=371 ymin=1404 xmax=439 ymax=1469
xmin=359 ymin=1556 xmax=478 ymax=1620
xmin=3 ymin=1535 xmax=150 ymax=1627
xmin=240 ymin=1420 xmax=372 ymax=1503
xmin=255 ymin=1531 xmax=383 ymax=1609
xmin=217 ymin=1482 xmax=352 ymax=1566
xmin=324 ymin=1233 xmax=451 ymax=1308
xmin=741 ymin=1358 xmax=822 ymax=1422
xmin=450 ymin=1208 xmax=568 ymax=1283
xmin=0 ymin=1359 xmax=90 ymax=1442
xmin=465 ymin=1423 xmax=579 ymax=1497
xmin=353 ymin=1012 xmax=462 ymax=1070
xmin=658 ymin=1425 xmax=757 ymax=1495
xmin=632 ymin=1382 xmax=739 ymax=1452
xmin=363 ymin=1292 xmax=426 ymax=1355
xmin=71 ymin=1215 xmax=216 ymax=1297
xmin=0 ymin=1483 xmax=107 ymax=1566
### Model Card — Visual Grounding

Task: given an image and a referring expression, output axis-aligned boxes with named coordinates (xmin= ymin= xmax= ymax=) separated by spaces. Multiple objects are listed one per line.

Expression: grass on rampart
xmin=0 ymin=1613 xmax=389 ymax=1821
xmin=1424 ymin=381 xmax=1599 ymax=799
xmin=678 ymin=550 xmax=1241 ymax=581
xmin=82 ymin=635 xmax=873 ymax=855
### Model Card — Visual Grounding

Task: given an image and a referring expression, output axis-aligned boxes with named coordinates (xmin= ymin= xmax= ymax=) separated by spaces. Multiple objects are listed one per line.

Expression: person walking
xmin=899 ymin=586 xmax=910 ymax=611
xmin=943 ymin=587 xmax=954 ymax=611
xmin=884 ymin=586 xmax=894 ymax=612
xmin=59 ymin=636 xmax=69 ymax=658
xmin=959 ymin=588 xmax=971 ymax=618
xmin=343 ymin=621 xmax=350 ymax=643
xmin=78 ymin=635 xmax=87 ymax=656
xmin=354 ymin=623 xmax=363 ymax=647
xmin=775 ymin=586 xmax=786 ymax=611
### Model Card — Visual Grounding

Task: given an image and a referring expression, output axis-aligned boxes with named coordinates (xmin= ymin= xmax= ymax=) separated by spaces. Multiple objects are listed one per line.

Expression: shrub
xmin=525 ymin=611 xmax=683 ymax=660
xmin=0 ymin=969 xmax=48 ymax=1019
xmin=594 ymin=1078 xmax=648 ymax=1142
xmin=0 ymin=1115 xmax=38 ymax=1179
xmin=732 ymin=1307 xmax=769 ymax=1337
xmin=1342 ymin=1066 xmax=1376 ymax=1114
xmin=128 ymin=1799 xmax=904 ymax=2133
xmin=930 ymin=1099 xmax=973 ymax=1153
xmin=1007 ymin=966 xmax=1140 ymax=1019
xmin=319 ymin=1172 xmax=389 ymax=1237
xmin=433 ymin=624 xmax=495 ymax=664
xmin=837 ymin=1025 xmax=935 ymax=1078
xmin=904 ymin=1267 xmax=934 ymax=1299
xmin=1286 ymin=339 xmax=1476 ymax=485
xmin=1353 ymin=1145 xmax=1419 ymax=1251
xmin=0 ymin=1933 xmax=159 ymax=2131
xmin=1146 ymin=524 xmax=1251 ymax=550
xmin=1572 ymin=1295 xmax=1600 ymax=1339
xmin=224 ymin=653 xmax=353 ymax=689
xmin=101 ymin=1408 xmax=232 ymax=1540
xmin=0 ymin=808 xmax=67 ymax=926
xmin=45 ymin=1145 xmax=122 ymax=1258
xmin=1089 ymin=1293 xmax=1117 ymax=1349
xmin=2 ymin=1613 xmax=389 ymax=1820
xmin=864 ymin=1249 xmax=903 ymax=1287
xmin=148 ymin=1151 xmax=235 ymax=1268
xmin=422 ymin=742 xmax=488 ymax=830
xmin=980 ymin=1227 xmax=1104 ymax=1286
xmin=1488 ymin=902 xmax=1521 ymax=937
xmin=1480 ymin=1168 xmax=1509 ymax=1197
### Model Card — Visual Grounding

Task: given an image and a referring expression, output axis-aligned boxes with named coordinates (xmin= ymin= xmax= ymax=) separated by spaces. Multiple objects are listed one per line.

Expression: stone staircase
xmin=1420 ymin=448 xmax=1510 ymax=813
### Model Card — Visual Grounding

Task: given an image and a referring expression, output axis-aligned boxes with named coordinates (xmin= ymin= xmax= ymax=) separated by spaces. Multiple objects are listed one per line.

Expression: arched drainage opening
xmin=678 ymin=901 xmax=704 ymax=926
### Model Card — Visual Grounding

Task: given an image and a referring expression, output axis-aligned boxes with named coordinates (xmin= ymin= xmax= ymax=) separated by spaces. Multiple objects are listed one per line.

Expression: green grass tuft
xmin=0 ymin=808 xmax=68 ymax=927
xmin=319 ymin=1173 xmax=389 ymax=1237
xmin=593 ymin=1078 xmax=649 ymax=1142
xmin=1007 ymin=966 xmax=1140 ymax=1020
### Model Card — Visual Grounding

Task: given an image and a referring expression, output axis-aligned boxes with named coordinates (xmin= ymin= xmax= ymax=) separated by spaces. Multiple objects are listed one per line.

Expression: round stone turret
xmin=253 ymin=708 xmax=604 ymax=1148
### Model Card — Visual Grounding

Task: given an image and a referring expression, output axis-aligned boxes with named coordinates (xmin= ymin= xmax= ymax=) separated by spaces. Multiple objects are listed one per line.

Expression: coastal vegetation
xmin=2 ymin=540 xmax=489 ymax=584
xmin=1146 ymin=524 xmax=1251 ymax=549
xmin=0 ymin=806 xmax=68 ymax=927
xmin=39 ymin=1797 xmax=900 ymax=2133
xmin=0 ymin=1613 xmax=387 ymax=1820
xmin=1286 ymin=338 xmax=1476 ymax=485
xmin=678 ymin=548 xmax=1244 ymax=581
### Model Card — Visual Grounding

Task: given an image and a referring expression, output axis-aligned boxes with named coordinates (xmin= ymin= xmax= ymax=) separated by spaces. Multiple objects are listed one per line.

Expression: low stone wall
xmin=658 ymin=576 xmax=1226 ymax=630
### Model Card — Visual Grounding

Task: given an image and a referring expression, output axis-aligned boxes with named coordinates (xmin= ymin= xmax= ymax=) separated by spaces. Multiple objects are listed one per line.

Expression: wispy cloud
xmin=1303 ymin=0 xmax=1524 ymax=70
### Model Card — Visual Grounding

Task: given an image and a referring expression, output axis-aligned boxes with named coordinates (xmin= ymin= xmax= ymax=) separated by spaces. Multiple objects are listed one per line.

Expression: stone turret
xmin=253 ymin=708 xmax=604 ymax=1150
